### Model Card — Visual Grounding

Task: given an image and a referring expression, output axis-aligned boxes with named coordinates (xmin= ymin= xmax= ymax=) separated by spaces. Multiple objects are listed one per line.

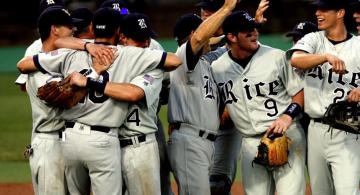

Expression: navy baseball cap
xmin=350 ymin=0 xmax=360 ymax=10
xmin=173 ymin=13 xmax=203 ymax=44
xmin=121 ymin=13 xmax=156 ymax=42
xmin=38 ymin=6 xmax=81 ymax=32
xmin=223 ymin=11 xmax=260 ymax=34
xmin=196 ymin=0 xmax=225 ymax=12
xmin=100 ymin=0 xmax=130 ymax=15
xmin=39 ymin=0 xmax=65 ymax=13
xmin=286 ymin=22 xmax=318 ymax=38
xmin=92 ymin=7 xmax=121 ymax=37
xmin=311 ymin=0 xmax=348 ymax=10
xmin=71 ymin=8 xmax=93 ymax=31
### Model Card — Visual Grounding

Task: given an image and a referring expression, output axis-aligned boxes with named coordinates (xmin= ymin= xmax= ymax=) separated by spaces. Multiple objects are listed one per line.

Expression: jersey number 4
xmin=127 ymin=109 xmax=140 ymax=126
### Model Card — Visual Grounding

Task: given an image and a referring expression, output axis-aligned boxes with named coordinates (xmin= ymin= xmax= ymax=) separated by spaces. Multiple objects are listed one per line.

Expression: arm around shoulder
xmin=163 ymin=52 xmax=182 ymax=71
xmin=17 ymin=56 xmax=38 ymax=74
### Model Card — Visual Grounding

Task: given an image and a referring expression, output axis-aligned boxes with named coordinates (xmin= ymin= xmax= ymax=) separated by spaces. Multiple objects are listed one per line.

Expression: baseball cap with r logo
xmin=121 ymin=13 xmax=156 ymax=42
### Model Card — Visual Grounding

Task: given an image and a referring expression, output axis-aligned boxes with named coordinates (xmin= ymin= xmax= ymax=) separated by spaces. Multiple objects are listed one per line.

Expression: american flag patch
xmin=143 ymin=74 xmax=154 ymax=85
xmin=50 ymin=50 xmax=59 ymax=56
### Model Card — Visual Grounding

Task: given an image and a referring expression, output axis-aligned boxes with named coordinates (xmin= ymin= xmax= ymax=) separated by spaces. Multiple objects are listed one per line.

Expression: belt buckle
xmin=74 ymin=123 xmax=91 ymax=135
xmin=131 ymin=136 xmax=141 ymax=147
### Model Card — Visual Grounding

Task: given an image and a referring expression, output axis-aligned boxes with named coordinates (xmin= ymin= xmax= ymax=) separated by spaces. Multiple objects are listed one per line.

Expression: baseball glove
xmin=322 ymin=101 xmax=360 ymax=134
xmin=253 ymin=133 xmax=291 ymax=169
xmin=220 ymin=108 xmax=234 ymax=129
xmin=37 ymin=74 xmax=87 ymax=109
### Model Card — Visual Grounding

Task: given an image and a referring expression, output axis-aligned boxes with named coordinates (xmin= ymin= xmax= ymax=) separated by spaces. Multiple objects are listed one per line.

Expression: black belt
xmin=65 ymin=122 xmax=111 ymax=133
xmin=35 ymin=129 xmax=63 ymax=139
xmin=119 ymin=134 xmax=146 ymax=147
xmin=313 ymin=118 xmax=323 ymax=123
xmin=171 ymin=123 xmax=217 ymax=142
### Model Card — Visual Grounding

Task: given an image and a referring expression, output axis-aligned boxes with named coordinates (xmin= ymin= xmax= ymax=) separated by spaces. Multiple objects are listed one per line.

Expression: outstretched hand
xmin=255 ymin=0 xmax=269 ymax=24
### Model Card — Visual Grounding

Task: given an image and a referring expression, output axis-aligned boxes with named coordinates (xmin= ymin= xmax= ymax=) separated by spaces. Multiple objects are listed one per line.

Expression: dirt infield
xmin=0 ymin=182 xmax=311 ymax=195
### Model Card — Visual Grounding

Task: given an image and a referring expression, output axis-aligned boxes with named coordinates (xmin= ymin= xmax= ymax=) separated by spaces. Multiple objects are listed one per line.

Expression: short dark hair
xmin=173 ymin=13 xmax=202 ymax=46
xmin=92 ymin=8 xmax=121 ymax=38
xmin=38 ymin=6 xmax=75 ymax=41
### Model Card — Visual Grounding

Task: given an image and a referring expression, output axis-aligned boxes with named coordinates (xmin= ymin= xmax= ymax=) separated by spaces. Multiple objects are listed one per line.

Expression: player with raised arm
xmin=167 ymin=0 xmax=237 ymax=194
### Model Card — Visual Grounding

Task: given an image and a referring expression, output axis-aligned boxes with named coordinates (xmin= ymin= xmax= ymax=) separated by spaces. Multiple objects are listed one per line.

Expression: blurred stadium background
xmin=0 ymin=0 xmax=357 ymax=193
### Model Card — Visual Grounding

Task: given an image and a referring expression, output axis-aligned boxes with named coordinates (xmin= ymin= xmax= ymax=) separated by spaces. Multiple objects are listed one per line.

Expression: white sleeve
xmin=286 ymin=32 xmax=317 ymax=60
xmin=279 ymin=54 xmax=303 ymax=96
xmin=34 ymin=49 xmax=74 ymax=75
xmin=130 ymin=69 xmax=163 ymax=108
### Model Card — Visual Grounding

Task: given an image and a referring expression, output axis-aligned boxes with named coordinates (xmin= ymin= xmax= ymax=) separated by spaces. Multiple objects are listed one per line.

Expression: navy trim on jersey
xmin=33 ymin=55 xmax=49 ymax=74
xmin=327 ymin=33 xmax=353 ymax=45
xmin=157 ymin=52 xmax=167 ymax=70
xmin=228 ymin=46 xmax=259 ymax=69
xmin=185 ymin=41 xmax=202 ymax=71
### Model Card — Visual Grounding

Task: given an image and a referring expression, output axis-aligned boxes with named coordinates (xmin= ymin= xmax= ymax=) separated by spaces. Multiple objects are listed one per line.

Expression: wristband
xmin=86 ymin=77 xmax=107 ymax=94
xmin=84 ymin=42 xmax=90 ymax=52
xmin=284 ymin=103 xmax=302 ymax=119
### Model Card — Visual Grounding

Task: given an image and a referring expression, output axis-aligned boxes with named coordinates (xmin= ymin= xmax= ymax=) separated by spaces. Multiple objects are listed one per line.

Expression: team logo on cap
xmin=243 ymin=12 xmax=254 ymax=22
xmin=47 ymin=0 xmax=55 ymax=5
xmin=96 ymin=25 xmax=106 ymax=29
xmin=112 ymin=3 xmax=121 ymax=11
xmin=138 ymin=19 xmax=147 ymax=29
xmin=297 ymin=23 xmax=305 ymax=30
xmin=62 ymin=9 xmax=71 ymax=16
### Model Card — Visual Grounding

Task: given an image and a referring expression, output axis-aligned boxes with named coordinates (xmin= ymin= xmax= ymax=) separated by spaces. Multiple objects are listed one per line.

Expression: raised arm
xmin=254 ymin=0 xmax=270 ymax=24
xmin=190 ymin=0 xmax=237 ymax=54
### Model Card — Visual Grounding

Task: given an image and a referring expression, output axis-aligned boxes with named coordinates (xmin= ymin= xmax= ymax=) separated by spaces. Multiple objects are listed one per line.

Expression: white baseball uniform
xmin=212 ymin=44 xmax=306 ymax=195
xmin=287 ymin=31 xmax=360 ymax=195
xmin=17 ymin=38 xmax=68 ymax=195
xmin=34 ymin=45 xmax=167 ymax=195
xmin=167 ymin=41 xmax=226 ymax=195
xmin=15 ymin=39 xmax=42 ymax=85
xmin=118 ymin=69 xmax=163 ymax=195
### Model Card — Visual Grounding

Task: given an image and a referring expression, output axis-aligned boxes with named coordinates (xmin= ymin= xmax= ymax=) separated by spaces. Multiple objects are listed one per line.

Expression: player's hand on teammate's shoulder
xmin=347 ymin=88 xmax=360 ymax=103
xmin=69 ymin=72 xmax=87 ymax=87
xmin=266 ymin=114 xmax=292 ymax=134
xmin=87 ymin=43 xmax=117 ymax=66
xmin=325 ymin=53 xmax=347 ymax=74
xmin=91 ymin=48 xmax=118 ymax=74
xmin=255 ymin=0 xmax=269 ymax=24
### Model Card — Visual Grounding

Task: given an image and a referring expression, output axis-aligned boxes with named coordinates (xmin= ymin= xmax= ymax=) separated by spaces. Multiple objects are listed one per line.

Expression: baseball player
xmin=21 ymin=6 xmax=77 ymax=195
xmin=212 ymin=11 xmax=306 ymax=195
xmin=14 ymin=0 xmax=65 ymax=92
xmin=287 ymin=0 xmax=360 ymax=194
xmin=117 ymin=13 xmax=164 ymax=195
xmin=167 ymin=0 xmax=237 ymax=194
xmin=209 ymin=2 xmax=270 ymax=194
xmin=18 ymin=7 xmax=182 ymax=195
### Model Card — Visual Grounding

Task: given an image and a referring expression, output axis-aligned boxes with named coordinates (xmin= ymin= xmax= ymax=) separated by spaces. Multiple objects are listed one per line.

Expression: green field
xmin=0 ymin=36 xmax=292 ymax=183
